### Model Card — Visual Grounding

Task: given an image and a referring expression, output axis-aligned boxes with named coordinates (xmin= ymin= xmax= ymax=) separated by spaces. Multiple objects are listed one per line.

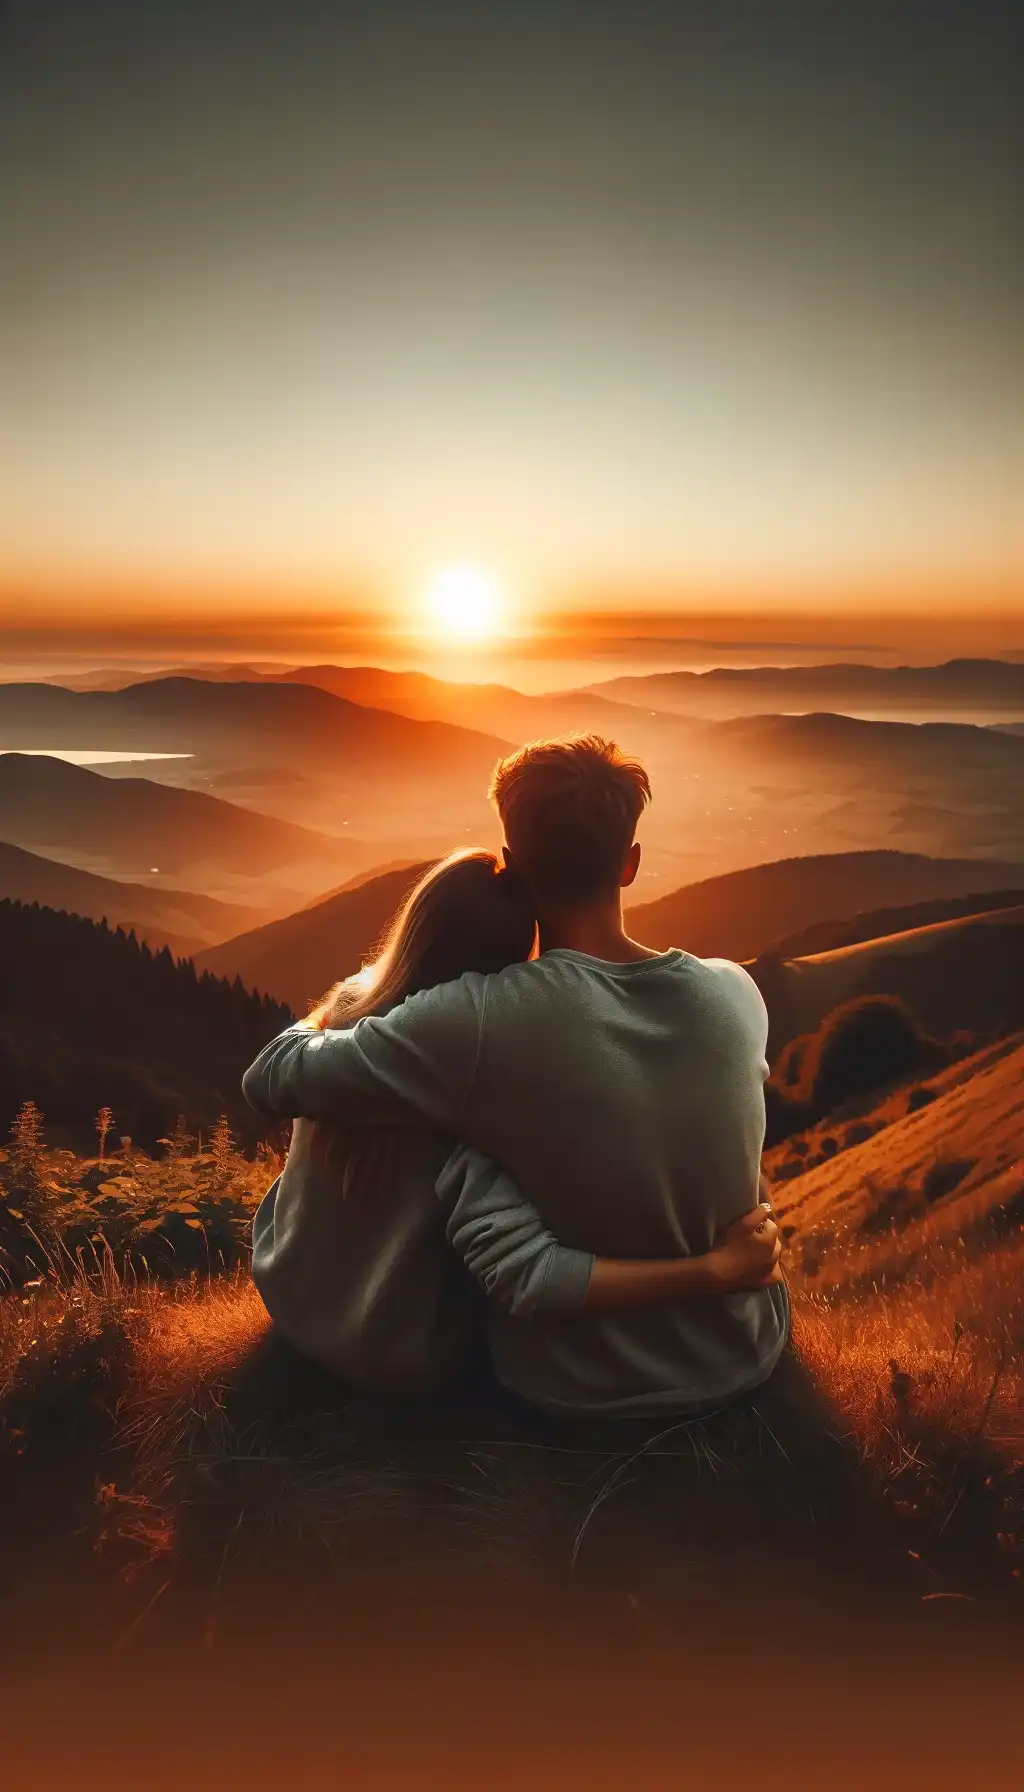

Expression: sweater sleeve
xmin=437 ymin=1143 xmax=595 ymax=1319
xmin=242 ymin=977 xmax=486 ymax=1129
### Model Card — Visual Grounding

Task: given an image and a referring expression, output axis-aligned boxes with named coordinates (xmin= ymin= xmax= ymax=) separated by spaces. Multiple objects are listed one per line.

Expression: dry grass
xmin=1 ymin=1063 xmax=1021 ymax=1629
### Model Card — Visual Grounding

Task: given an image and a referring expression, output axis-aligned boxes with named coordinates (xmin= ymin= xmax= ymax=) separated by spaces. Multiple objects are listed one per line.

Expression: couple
xmin=244 ymin=735 xmax=789 ymax=1418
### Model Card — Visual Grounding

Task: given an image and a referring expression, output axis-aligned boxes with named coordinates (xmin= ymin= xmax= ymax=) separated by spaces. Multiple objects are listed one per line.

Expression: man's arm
xmin=438 ymin=1146 xmax=783 ymax=1319
xmin=242 ymin=977 xmax=486 ymax=1129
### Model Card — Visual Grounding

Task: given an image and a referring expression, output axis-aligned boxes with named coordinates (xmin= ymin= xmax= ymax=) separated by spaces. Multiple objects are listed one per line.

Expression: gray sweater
xmin=243 ymin=949 xmax=789 ymax=1416
xmin=250 ymin=1117 xmax=596 ymax=1391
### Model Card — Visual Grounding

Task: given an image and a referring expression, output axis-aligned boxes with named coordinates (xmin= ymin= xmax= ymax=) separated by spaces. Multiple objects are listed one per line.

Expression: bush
xmin=798 ymin=996 xmax=946 ymax=1118
xmin=906 ymin=1084 xmax=939 ymax=1114
xmin=763 ymin=1082 xmax=812 ymax=1149
xmin=844 ymin=1120 xmax=875 ymax=1148
xmin=922 ymin=1157 xmax=975 ymax=1204
xmin=774 ymin=1034 xmax=809 ymax=1088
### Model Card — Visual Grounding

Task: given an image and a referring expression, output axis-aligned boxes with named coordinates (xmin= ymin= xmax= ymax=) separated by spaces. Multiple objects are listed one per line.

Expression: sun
xmin=423 ymin=564 xmax=503 ymax=638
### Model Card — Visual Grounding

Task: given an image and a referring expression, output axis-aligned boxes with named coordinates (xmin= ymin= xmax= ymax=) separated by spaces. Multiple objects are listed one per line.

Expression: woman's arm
xmin=437 ymin=1146 xmax=782 ymax=1319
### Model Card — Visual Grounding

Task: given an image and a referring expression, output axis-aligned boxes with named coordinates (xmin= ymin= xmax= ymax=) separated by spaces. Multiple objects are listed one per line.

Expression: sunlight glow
xmin=424 ymin=564 xmax=504 ymax=639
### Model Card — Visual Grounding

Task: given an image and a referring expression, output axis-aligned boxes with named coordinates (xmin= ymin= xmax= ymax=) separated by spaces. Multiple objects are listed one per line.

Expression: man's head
xmin=489 ymin=734 xmax=651 ymax=912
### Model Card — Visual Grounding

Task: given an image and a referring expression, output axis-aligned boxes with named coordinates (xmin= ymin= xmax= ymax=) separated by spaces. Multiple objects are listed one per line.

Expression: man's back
xmin=454 ymin=947 xmax=787 ymax=1412
xmin=244 ymin=946 xmax=788 ymax=1415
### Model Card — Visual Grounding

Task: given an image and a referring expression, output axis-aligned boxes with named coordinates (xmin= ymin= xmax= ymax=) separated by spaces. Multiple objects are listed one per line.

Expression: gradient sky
xmin=2 ymin=0 xmax=1022 ymax=632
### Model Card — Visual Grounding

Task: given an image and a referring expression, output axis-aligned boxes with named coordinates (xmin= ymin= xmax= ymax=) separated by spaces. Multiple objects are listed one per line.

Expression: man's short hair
xmin=489 ymin=734 xmax=651 ymax=908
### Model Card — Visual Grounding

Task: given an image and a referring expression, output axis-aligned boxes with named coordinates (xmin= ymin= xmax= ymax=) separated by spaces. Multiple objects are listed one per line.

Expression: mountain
xmin=262 ymin=664 xmax=683 ymax=755
xmin=0 ymin=840 xmax=264 ymax=955
xmin=195 ymin=860 xmax=434 ymax=1010
xmin=0 ymin=678 xmax=510 ymax=780
xmin=36 ymin=664 xmax=687 ymax=768
xmin=0 ymin=753 xmax=356 ymax=882
xmin=699 ymin=711 xmax=1024 ymax=775
xmin=0 ymin=899 xmax=291 ymax=1148
xmin=752 ymin=905 xmax=1024 ymax=1056
xmin=626 ymin=850 xmax=1024 ymax=960
xmin=588 ymin=658 xmax=1024 ymax=720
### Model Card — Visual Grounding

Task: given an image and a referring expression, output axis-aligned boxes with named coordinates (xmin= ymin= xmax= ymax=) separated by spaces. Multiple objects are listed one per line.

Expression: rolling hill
xmin=765 ymin=886 xmax=1024 ymax=959
xmin=195 ymin=860 xmax=435 ymax=1010
xmin=626 ymin=849 xmax=1024 ymax=960
xmin=0 ymin=899 xmax=291 ymax=1148
xmin=0 ymin=753 xmax=357 ymax=883
xmin=0 ymin=840 xmax=264 ymax=955
xmin=752 ymin=905 xmax=1024 ymax=1056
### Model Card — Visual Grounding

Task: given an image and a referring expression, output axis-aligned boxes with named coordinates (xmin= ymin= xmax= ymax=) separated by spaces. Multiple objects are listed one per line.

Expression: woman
xmin=251 ymin=849 xmax=781 ymax=1392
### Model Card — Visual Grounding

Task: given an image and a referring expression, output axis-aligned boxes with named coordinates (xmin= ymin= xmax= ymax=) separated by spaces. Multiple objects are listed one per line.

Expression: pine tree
xmin=8 ymin=1099 xmax=45 ymax=1194
xmin=95 ymin=1105 xmax=115 ymax=1160
xmin=209 ymin=1113 xmax=236 ymax=1183
xmin=161 ymin=1114 xmax=193 ymax=1162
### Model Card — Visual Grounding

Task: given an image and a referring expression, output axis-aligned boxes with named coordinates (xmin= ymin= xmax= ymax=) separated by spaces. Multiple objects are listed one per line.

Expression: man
xmin=243 ymin=736 xmax=788 ymax=1417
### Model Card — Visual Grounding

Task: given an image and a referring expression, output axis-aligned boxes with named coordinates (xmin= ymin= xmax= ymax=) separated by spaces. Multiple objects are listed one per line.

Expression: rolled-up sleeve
xmin=437 ymin=1143 xmax=594 ymax=1319
xmin=242 ymin=976 xmax=486 ymax=1129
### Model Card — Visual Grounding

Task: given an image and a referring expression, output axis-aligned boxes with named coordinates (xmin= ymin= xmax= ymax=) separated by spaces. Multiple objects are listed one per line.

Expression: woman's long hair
xmin=307 ymin=848 xmax=537 ymax=1034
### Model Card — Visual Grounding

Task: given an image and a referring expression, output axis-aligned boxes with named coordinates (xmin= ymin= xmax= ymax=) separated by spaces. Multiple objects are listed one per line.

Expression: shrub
xmin=906 ymin=1084 xmax=939 ymax=1114
xmin=922 ymin=1157 xmax=975 ymax=1204
xmin=799 ymin=995 xmax=946 ymax=1117
xmin=774 ymin=1033 xmax=809 ymax=1088
xmin=844 ymin=1120 xmax=875 ymax=1148
xmin=860 ymin=1179 xmax=918 ymax=1235
xmin=763 ymin=1082 xmax=812 ymax=1149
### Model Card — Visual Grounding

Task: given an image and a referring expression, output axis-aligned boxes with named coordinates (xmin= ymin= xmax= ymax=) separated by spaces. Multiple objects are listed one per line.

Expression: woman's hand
xmin=705 ymin=1204 xmax=784 ymax=1294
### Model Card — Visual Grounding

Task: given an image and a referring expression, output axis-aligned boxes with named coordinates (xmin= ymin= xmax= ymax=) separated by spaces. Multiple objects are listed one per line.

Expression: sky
xmin=1 ymin=0 xmax=1022 ymax=653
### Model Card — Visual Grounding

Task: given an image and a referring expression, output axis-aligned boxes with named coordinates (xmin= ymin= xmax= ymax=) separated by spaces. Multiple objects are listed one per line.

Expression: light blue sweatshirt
xmin=244 ymin=949 xmax=789 ymax=1416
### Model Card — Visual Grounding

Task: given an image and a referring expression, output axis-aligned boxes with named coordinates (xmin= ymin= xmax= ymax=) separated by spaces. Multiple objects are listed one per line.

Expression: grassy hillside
xmin=627 ymin=849 xmax=1024 ymax=959
xmin=196 ymin=860 xmax=434 ymax=1010
xmin=755 ymin=905 xmax=1024 ymax=1055
xmin=766 ymin=1036 xmax=1022 ymax=1473
xmin=766 ymin=885 xmax=1024 ymax=958
xmin=0 ymin=838 xmax=263 ymax=955
xmin=0 ymin=899 xmax=291 ymax=1148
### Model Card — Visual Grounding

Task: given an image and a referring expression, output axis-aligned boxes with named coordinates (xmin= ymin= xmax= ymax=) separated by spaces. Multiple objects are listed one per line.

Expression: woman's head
xmin=310 ymin=849 xmax=537 ymax=1030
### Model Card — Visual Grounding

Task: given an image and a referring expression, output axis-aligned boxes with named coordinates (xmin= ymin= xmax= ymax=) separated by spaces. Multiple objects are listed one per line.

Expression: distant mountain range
xmin=0 ymin=898 xmax=291 ymax=1148
xmin=49 ymin=662 xmax=685 ymax=763
xmin=0 ymin=840 xmax=263 ymax=956
xmin=196 ymin=860 xmax=433 ymax=1009
xmin=626 ymin=849 xmax=1024 ymax=960
xmin=0 ymin=753 xmax=357 ymax=882
xmin=695 ymin=711 xmax=1024 ymax=775
xmin=0 ymin=677 xmax=510 ymax=781
xmin=588 ymin=658 xmax=1024 ymax=719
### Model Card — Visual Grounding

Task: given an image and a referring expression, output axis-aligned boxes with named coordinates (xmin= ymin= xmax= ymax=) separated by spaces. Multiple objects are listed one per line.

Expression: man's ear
xmin=501 ymin=846 xmax=513 ymax=872
xmin=620 ymin=841 xmax=642 ymax=888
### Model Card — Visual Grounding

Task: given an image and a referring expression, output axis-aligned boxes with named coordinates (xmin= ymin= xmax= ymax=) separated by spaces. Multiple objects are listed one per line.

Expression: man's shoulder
xmin=690 ymin=955 xmax=768 ymax=1034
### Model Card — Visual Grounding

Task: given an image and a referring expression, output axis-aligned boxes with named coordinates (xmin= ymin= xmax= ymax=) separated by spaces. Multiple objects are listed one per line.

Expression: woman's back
xmin=252 ymin=1118 xmax=475 ymax=1391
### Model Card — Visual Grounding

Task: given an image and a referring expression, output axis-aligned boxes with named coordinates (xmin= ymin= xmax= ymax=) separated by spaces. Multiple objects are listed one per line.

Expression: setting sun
xmin=424 ymin=564 xmax=504 ymax=638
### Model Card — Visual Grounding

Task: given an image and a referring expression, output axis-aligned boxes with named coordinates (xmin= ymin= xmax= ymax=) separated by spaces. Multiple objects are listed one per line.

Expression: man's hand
xmin=705 ymin=1203 xmax=784 ymax=1294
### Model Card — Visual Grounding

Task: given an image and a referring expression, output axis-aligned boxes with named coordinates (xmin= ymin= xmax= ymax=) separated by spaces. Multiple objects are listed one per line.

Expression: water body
xmin=0 ymin=749 xmax=194 ymax=765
